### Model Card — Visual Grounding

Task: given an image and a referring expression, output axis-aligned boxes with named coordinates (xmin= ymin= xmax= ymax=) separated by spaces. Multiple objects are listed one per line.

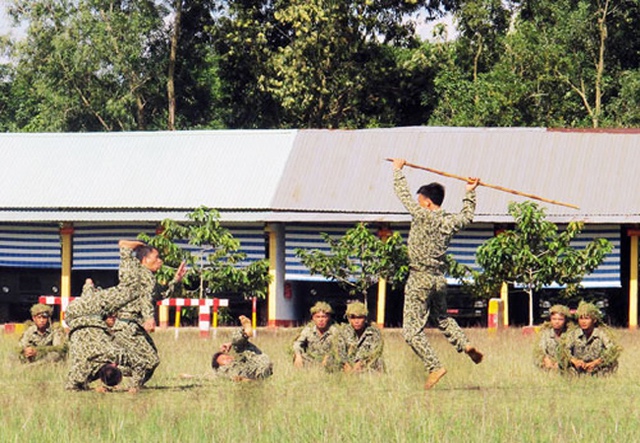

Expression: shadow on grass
xmin=143 ymin=383 xmax=203 ymax=391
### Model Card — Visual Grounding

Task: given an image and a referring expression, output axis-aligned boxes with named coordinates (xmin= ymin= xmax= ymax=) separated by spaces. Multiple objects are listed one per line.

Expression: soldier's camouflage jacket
xmin=215 ymin=328 xmax=273 ymax=380
xmin=534 ymin=322 xmax=575 ymax=370
xmin=565 ymin=326 xmax=621 ymax=375
xmin=327 ymin=322 xmax=384 ymax=373
xmin=292 ymin=321 xmax=339 ymax=365
xmin=65 ymin=246 xmax=156 ymax=390
xmin=18 ymin=322 xmax=67 ymax=363
xmin=393 ymin=168 xmax=475 ymax=274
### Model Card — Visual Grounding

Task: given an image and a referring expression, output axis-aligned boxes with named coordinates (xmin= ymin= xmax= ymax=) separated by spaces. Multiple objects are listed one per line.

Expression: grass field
xmin=1 ymin=326 xmax=639 ymax=442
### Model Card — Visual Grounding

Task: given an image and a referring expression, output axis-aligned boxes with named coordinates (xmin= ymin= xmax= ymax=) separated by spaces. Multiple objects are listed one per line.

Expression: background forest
xmin=0 ymin=0 xmax=639 ymax=132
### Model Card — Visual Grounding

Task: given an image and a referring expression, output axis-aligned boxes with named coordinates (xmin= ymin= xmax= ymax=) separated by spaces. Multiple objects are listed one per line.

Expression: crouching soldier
xmin=65 ymin=240 xmax=159 ymax=392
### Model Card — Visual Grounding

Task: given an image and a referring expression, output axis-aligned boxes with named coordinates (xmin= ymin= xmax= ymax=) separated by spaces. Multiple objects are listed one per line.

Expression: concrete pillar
xmin=59 ymin=223 xmax=74 ymax=325
xmin=266 ymin=223 xmax=293 ymax=327
xmin=376 ymin=278 xmax=387 ymax=328
xmin=628 ymin=231 xmax=638 ymax=329
xmin=500 ymin=282 xmax=509 ymax=327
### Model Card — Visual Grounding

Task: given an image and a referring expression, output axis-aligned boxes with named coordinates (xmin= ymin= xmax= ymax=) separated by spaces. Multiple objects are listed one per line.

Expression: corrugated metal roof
xmin=273 ymin=127 xmax=640 ymax=223
xmin=0 ymin=129 xmax=297 ymax=210
xmin=1 ymin=127 xmax=639 ymax=223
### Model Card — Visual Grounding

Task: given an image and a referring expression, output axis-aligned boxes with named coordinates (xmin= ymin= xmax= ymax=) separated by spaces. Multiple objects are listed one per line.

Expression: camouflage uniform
xmin=564 ymin=326 xmax=621 ymax=375
xmin=534 ymin=324 xmax=573 ymax=370
xmin=18 ymin=323 xmax=67 ymax=363
xmin=65 ymin=246 xmax=156 ymax=390
xmin=292 ymin=321 xmax=339 ymax=366
xmin=111 ymin=253 xmax=181 ymax=386
xmin=394 ymin=168 xmax=475 ymax=372
xmin=326 ymin=322 xmax=384 ymax=373
xmin=215 ymin=328 xmax=273 ymax=380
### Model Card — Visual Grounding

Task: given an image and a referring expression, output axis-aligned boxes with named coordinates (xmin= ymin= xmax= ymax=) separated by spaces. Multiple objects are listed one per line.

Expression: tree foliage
xmin=295 ymin=223 xmax=409 ymax=302
xmin=431 ymin=0 xmax=640 ymax=128
xmin=448 ymin=201 xmax=613 ymax=325
xmin=138 ymin=206 xmax=271 ymax=299
xmin=2 ymin=0 xmax=640 ymax=129
xmin=5 ymin=0 xmax=168 ymax=131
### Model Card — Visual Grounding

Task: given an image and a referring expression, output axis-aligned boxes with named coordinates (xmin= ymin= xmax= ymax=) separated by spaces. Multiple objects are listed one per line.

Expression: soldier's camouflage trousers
xmin=65 ymin=327 xmax=148 ymax=390
xmin=402 ymin=271 xmax=470 ymax=373
xmin=112 ymin=322 xmax=160 ymax=386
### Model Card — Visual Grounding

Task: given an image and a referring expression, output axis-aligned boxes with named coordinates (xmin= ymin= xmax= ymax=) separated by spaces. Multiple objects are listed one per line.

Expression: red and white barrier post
xmin=157 ymin=298 xmax=227 ymax=339
xmin=199 ymin=305 xmax=210 ymax=338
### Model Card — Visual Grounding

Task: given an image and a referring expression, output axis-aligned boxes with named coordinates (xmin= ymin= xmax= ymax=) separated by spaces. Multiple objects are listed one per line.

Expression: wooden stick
xmin=385 ymin=158 xmax=579 ymax=210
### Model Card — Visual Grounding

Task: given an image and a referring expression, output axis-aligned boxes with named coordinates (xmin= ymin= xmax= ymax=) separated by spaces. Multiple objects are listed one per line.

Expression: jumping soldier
xmin=391 ymin=158 xmax=483 ymax=390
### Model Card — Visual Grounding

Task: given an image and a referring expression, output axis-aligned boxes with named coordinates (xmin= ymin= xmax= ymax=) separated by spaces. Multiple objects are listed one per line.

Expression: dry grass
xmin=2 ymin=326 xmax=640 ymax=442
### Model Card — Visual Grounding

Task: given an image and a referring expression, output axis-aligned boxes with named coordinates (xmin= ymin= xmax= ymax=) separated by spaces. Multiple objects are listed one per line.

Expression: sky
xmin=0 ymin=3 xmax=454 ymax=40
xmin=0 ymin=4 xmax=455 ymax=63
xmin=0 ymin=2 xmax=12 ymax=35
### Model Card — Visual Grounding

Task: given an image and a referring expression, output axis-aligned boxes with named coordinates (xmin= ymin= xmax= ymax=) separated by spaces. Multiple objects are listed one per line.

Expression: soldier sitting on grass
xmin=211 ymin=315 xmax=273 ymax=381
xmin=565 ymin=301 xmax=621 ymax=376
xmin=18 ymin=303 xmax=67 ymax=364
xmin=325 ymin=302 xmax=384 ymax=373
xmin=292 ymin=301 xmax=339 ymax=368
xmin=534 ymin=304 xmax=574 ymax=371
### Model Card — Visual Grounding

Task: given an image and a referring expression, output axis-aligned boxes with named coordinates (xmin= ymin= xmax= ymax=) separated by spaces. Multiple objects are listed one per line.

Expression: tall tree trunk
xmin=167 ymin=0 xmax=182 ymax=131
xmin=594 ymin=0 xmax=610 ymax=128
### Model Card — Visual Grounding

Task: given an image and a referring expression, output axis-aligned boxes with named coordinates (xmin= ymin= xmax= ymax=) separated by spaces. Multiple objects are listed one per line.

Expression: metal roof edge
xmin=0 ymin=128 xmax=300 ymax=138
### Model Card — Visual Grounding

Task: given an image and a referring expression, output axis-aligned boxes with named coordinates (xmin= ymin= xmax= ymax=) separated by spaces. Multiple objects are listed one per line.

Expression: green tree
xmin=607 ymin=69 xmax=640 ymax=126
xmin=138 ymin=206 xmax=271 ymax=300
xmin=295 ymin=223 xmax=409 ymax=304
xmin=5 ymin=0 xmax=168 ymax=131
xmin=428 ymin=0 xmax=513 ymax=126
xmin=448 ymin=201 xmax=613 ymax=326
xmin=166 ymin=0 xmax=224 ymax=130
xmin=261 ymin=0 xmax=442 ymax=128
xmin=213 ymin=0 xmax=283 ymax=128
xmin=0 ymin=64 xmax=14 ymax=131
xmin=431 ymin=0 xmax=640 ymax=128
xmin=213 ymin=0 xmax=451 ymax=129
xmin=516 ymin=0 xmax=640 ymax=127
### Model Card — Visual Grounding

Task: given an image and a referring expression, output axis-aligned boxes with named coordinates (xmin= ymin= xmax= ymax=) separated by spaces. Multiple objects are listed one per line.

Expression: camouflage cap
xmin=549 ymin=304 xmax=571 ymax=317
xmin=30 ymin=303 xmax=52 ymax=317
xmin=576 ymin=301 xmax=602 ymax=322
xmin=345 ymin=301 xmax=368 ymax=318
xmin=310 ymin=301 xmax=333 ymax=315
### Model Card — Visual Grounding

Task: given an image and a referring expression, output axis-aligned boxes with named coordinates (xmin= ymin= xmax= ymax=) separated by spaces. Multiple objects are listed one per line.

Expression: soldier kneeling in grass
xmin=211 ymin=315 xmax=273 ymax=381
